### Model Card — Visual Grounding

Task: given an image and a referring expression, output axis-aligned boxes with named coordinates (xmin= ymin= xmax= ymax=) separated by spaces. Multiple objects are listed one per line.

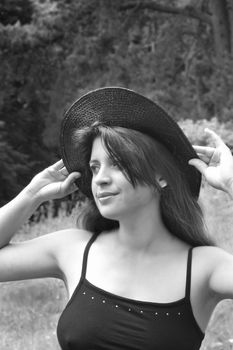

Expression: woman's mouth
xmin=96 ymin=192 xmax=118 ymax=203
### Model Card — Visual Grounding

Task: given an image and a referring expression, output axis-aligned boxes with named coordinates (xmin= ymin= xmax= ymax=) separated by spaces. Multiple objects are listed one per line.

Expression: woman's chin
xmin=100 ymin=212 xmax=120 ymax=221
xmin=98 ymin=208 xmax=121 ymax=221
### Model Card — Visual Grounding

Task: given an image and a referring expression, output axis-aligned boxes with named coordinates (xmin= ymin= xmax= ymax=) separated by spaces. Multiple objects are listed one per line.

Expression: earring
xmin=158 ymin=179 xmax=167 ymax=189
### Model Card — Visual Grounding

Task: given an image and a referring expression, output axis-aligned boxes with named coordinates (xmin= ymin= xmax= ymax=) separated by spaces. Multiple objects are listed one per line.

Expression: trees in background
xmin=0 ymin=0 xmax=63 ymax=203
xmin=0 ymin=121 xmax=29 ymax=205
xmin=0 ymin=0 xmax=233 ymax=205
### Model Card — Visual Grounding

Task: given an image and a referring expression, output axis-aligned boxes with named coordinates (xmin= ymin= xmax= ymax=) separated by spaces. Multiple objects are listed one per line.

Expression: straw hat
xmin=60 ymin=87 xmax=201 ymax=198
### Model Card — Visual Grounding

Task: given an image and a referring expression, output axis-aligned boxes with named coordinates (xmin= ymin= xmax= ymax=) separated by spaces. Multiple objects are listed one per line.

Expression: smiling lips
xmin=96 ymin=192 xmax=118 ymax=199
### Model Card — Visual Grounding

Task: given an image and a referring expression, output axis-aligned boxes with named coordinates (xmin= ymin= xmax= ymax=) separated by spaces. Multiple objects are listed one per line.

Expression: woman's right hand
xmin=25 ymin=160 xmax=81 ymax=203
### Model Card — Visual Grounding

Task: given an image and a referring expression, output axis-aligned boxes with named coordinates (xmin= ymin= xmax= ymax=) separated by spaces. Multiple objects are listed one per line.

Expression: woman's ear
xmin=156 ymin=175 xmax=167 ymax=188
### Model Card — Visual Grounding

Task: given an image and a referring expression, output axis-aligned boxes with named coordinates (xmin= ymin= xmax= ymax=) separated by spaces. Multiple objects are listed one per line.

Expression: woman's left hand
xmin=188 ymin=129 xmax=233 ymax=197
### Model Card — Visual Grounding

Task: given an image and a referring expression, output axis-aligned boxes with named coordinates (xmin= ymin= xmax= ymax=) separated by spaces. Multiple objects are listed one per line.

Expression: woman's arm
xmin=0 ymin=160 xmax=82 ymax=282
xmin=189 ymin=129 xmax=233 ymax=300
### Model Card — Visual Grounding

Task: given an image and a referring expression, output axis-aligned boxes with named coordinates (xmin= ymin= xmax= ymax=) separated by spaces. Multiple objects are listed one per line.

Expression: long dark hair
xmin=75 ymin=123 xmax=215 ymax=247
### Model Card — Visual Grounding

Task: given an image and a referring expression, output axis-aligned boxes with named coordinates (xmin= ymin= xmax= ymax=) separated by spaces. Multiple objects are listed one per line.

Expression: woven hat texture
xmin=60 ymin=87 xmax=201 ymax=198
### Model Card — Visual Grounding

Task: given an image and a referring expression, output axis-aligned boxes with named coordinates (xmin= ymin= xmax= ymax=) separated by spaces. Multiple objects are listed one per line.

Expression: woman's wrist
xmin=21 ymin=184 xmax=44 ymax=208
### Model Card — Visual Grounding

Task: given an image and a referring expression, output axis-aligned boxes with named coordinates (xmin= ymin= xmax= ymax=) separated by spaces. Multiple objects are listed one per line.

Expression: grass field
xmin=1 ymin=185 xmax=233 ymax=349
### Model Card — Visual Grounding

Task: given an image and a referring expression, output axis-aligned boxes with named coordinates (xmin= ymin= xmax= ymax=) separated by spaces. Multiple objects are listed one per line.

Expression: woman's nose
xmin=94 ymin=166 xmax=112 ymax=185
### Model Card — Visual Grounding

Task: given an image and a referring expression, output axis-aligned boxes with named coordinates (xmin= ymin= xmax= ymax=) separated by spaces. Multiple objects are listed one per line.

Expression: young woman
xmin=0 ymin=87 xmax=233 ymax=350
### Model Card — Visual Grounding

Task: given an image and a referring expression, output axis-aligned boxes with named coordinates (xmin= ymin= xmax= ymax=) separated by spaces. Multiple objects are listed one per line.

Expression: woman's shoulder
xmin=193 ymin=245 xmax=232 ymax=260
xmin=43 ymin=227 xmax=94 ymax=260
xmin=50 ymin=227 xmax=94 ymax=247
xmin=192 ymin=245 xmax=233 ymax=301
xmin=191 ymin=245 xmax=233 ymax=276
xmin=47 ymin=228 xmax=94 ymax=273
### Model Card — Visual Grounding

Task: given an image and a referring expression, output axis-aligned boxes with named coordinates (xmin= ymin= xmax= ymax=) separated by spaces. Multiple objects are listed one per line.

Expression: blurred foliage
xmin=179 ymin=118 xmax=233 ymax=147
xmin=0 ymin=0 xmax=233 ymax=204
xmin=0 ymin=123 xmax=29 ymax=205
xmin=0 ymin=0 xmax=33 ymax=25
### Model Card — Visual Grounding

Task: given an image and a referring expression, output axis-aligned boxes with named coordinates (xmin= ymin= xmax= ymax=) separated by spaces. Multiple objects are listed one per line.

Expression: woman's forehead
xmin=90 ymin=137 xmax=108 ymax=161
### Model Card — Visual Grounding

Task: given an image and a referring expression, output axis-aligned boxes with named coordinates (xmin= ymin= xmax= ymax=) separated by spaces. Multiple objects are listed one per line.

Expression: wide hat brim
xmin=60 ymin=87 xmax=201 ymax=198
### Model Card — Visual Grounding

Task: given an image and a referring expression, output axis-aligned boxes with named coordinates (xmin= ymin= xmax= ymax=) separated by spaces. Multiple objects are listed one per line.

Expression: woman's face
xmin=90 ymin=137 xmax=159 ymax=221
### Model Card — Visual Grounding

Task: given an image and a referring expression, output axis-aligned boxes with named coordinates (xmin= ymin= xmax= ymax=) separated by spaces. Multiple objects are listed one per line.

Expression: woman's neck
xmin=115 ymin=203 xmax=173 ymax=253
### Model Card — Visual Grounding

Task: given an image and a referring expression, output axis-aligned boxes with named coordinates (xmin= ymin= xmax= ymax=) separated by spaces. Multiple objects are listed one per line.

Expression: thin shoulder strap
xmin=80 ymin=234 xmax=98 ymax=280
xmin=185 ymin=247 xmax=193 ymax=299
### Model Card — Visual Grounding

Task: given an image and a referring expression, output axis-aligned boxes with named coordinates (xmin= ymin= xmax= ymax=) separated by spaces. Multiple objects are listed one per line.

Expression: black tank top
xmin=57 ymin=234 xmax=204 ymax=350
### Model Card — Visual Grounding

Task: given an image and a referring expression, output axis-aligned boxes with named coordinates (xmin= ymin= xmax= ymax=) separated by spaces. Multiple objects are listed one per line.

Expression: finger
xmin=59 ymin=167 xmax=69 ymax=176
xmin=196 ymin=153 xmax=210 ymax=164
xmin=188 ymin=158 xmax=208 ymax=175
xmin=193 ymin=145 xmax=215 ymax=156
xmin=204 ymin=128 xmax=225 ymax=148
xmin=62 ymin=172 xmax=81 ymax=190
xmin=51 ymin=159 xmax=64 ymax=170
xmin=65 ymin=182 xmax=79 ymax=195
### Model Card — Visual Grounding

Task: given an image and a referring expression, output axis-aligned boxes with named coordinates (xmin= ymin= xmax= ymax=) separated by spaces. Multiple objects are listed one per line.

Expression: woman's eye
xmin=89 ymin=162 xmax=119 ymax=174
xmin=111 ymin=161 xmax=119 ymax=168
xmin=89 ymin=165 xmax=99 ymax=174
